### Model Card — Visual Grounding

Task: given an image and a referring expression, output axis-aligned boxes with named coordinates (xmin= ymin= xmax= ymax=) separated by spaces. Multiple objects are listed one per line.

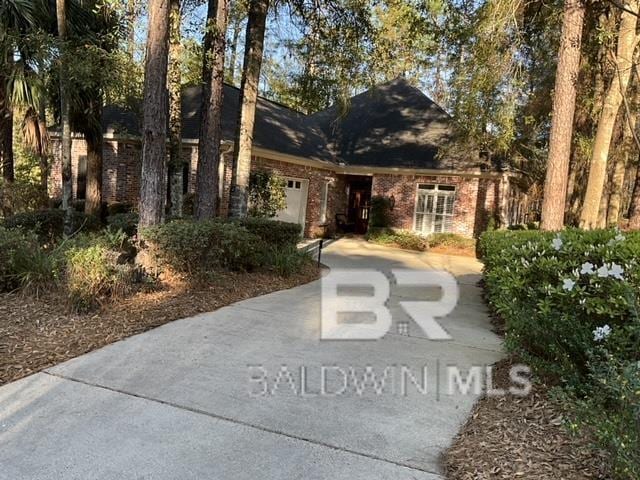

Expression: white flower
xmin=579 ymin=298 xmax=586 ymax=306
xmin=609 ymin=263 xmax=624 ymax=280
xmin=615 ymin=233 xmax=625 ymax=242
xmin=562 ymin=279 xmax=576 ymax=291
xmin=521 ymin=258 xmax=530 ymax=267
xmin=580 ymin=262 xmax=595 ymax=275
xmin=551 ymin=236 xmax=563 ymax=251
xmin=593 ymin=325 xmax=612 ymax=342
xmin=597 ymin=265 xmax=609 ymax=278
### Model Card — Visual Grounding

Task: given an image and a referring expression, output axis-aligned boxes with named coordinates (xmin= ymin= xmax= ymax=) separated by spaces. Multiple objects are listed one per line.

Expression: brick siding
xmin=49 ymin=137 xmax=500 ymax=237
xmin=371 ymin=173 xmax=498 ymax=237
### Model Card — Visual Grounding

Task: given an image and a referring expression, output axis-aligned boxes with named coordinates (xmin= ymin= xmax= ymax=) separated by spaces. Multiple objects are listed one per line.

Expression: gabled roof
xmin=101 ymin=78 xmax=478 ymax=171
xmin=311 ymin=78 xmax=457 ymax=169
xmin=103 ymin=84 xmax=333 ymax=162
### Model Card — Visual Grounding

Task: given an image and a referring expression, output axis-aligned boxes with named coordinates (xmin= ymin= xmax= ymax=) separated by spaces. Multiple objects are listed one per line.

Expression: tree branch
xmin=605 ymin=0 xmax=640 ymax=18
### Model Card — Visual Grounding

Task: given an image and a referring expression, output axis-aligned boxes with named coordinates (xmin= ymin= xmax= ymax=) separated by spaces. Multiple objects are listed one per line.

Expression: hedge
xmin=366 ymin=227 xmax=427 ymax=251
xmin=479 ymin=228 xmax=640 ymax=478
xmin=240 ymin=217 xmax=301 ymax=248
xmin=106 ymin=212 xmax=139 ymax=237
xmin=3 ymin=209 xmax=101 ymax=243
xmin=141 ymin=219 xmax=265 ymax=276
xmin=0 ymin=226 xmax=57 ymax=291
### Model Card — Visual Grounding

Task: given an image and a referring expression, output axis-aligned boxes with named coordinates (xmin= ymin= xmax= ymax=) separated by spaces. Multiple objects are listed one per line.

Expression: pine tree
xmin=539 ymin=0 xmax=586 ymax=231
xmin=139 ymin=0 xmax=171 ymax=227
xmin=228 ymin=0 xmax=269 ymax=218
xmin=194 ymin=0 xmax=229 ymax=220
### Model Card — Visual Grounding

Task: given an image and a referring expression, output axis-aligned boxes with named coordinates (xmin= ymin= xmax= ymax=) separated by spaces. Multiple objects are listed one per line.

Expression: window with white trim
xmin=414 ymin=184 xmax=456 ymax=234
xmin=319 ymin=181 xmax=329 ymax=223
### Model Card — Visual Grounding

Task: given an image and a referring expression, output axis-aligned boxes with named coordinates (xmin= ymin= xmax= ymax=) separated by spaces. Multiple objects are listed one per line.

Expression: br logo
xmin=321 ymin=269 xmax=459 ymax=340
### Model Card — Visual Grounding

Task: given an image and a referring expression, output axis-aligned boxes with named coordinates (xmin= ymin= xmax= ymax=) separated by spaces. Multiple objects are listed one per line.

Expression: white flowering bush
xmin=479 ymin=228 xmax=640 ymax=478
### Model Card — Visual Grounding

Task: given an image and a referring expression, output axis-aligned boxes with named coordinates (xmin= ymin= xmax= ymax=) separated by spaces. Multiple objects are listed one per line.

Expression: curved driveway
xmin=0 ymin=238 xmax=502 ymax=479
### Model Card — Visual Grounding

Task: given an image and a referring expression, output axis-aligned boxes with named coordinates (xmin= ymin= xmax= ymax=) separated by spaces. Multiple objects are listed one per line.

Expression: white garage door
xmin=276 ymin=177 xmax=308 ymax=228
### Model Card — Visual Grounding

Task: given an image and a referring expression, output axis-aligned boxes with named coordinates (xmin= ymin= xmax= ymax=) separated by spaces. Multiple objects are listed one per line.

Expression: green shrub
xmin=106 ymin=202 xmax=133 ymax=216
xmin=0 ymin=227 xmax=59 ymax=292
xmin=248 ymin=170 xmax=287 ymax=218
xmin=427 ymin=232 xmax=475 ymax=250
xmin=141 ymin=219 xmax=265 ymax=277
xmin=107 ymin=212 xmax=139 ymax=237
xmin=0 ymin=178 xmax=48 ymax=215
xmin=3 ymin=209 xmax=101 ymax=244
xmin=369 ymin=196 xmax=393 ymax=228
xmin=259 ymin=246 xmax=311 ymax=277
xmin=182 ymin=193 xmax=195 ymax=216
xmin=479 ymin=228 xmax=640 ymax=477
xmin=65 ymin=243 xmax=139 ymax=311
xmin=366 ymin=228 xmax=427 ymax=251
xmin=240 ymin=217 xmax=301 ymax=247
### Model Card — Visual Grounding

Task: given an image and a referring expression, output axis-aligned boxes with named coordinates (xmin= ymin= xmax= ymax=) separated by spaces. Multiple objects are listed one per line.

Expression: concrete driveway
xmin=0 ymin=238 xmax=502 ymax=479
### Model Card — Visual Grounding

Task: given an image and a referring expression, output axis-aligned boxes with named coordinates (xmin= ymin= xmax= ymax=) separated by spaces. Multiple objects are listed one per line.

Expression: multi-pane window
xmin=414 ymin=184 xmax=456 ymax=234
xmin=319 ymin=181 xmax=329 ymax=223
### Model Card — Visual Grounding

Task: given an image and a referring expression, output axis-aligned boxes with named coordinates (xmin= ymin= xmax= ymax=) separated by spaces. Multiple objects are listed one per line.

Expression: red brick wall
xmin=49 ymin=137 xmax=498 ymax=237
xmin=371 ymin=173 xmax=499 ymax=237
xmin=245 ymin=156 xmax=342 ymax=237
xmin=50 ymin=138 xmax=197 ymax=205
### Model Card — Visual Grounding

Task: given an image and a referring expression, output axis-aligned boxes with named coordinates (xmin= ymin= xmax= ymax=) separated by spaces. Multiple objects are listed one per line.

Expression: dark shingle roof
xmin=311 ymin=78 xmax=457 ymax=169
xmin=102 ymin=78 xmax=474 ymax=170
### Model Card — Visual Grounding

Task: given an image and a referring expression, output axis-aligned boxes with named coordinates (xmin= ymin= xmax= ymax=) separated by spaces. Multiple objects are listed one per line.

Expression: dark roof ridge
xmin=213 ymin=82 xmax=309 ymax=117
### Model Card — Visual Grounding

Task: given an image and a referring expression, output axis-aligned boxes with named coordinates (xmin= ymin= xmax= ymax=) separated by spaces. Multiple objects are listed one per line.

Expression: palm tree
xmin=0 ymin=0 xmax=40 ymax=184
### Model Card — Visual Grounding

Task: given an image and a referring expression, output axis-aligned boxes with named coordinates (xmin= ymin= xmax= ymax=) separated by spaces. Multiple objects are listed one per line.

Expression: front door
xmin=276 ymin=177 xmax=309 ymax=229
xmin=348 ymin=186 xmax=371 ymax=234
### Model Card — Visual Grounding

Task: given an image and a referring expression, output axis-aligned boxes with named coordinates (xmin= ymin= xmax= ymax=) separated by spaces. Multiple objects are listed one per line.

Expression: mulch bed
xmin=443 ymin=358 xmax=609 ymax=479
xmin=0 ymin=264 xmax=320 ymax=386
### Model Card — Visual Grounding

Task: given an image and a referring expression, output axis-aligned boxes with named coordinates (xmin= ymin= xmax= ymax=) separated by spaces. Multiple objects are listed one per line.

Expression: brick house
xmin=50 ymin=78 xmax=512 ymax=238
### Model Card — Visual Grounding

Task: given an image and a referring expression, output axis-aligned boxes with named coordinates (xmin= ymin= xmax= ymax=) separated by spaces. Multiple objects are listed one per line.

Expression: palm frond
xmin=7 ymin=60 xmax=43 ymax=109
xmin=21 ymin=106 xmax=49 ymax=158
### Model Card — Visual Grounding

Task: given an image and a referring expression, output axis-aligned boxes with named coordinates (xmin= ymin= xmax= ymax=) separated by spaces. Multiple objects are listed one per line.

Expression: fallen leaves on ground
xmin=443 ymin=359 xmax=609 ymax=480
xmin=0 ymin=264 xmax=320 ymax=386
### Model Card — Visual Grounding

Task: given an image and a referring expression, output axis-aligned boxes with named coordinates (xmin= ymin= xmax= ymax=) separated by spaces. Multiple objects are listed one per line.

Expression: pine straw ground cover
xmin=443 ymin=360 xmax=610 ymax=480
xmin=0 ymin=264 xmax=319 ymax=386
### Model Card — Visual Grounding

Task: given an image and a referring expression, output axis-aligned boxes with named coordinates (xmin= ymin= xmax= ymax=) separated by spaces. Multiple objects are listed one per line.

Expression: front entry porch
xmin=337 ymin=175 xmax=372 ymax=235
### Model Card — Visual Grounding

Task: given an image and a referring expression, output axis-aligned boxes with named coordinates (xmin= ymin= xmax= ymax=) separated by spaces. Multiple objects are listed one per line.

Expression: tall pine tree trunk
xmin=580 ymin=0 xmax=639 ymax=229
xmin=194 ymin=0 xmax=229 ymax=220
xmin=228 ymin=0 xmax=269 ymax=218
xmin=168 ymin=0 xmax=184 ymax=217
xmin=56 ymin=0 xmax=73 ymax=235
xmin=84 ymin=100 xmax=103 ymax=217
xmin=608 ymin=107 xmax=637 ymax=226
xmin=127 ymin=0 xmax=137 ymax=58
xmin=227 ymin=11 xmax=243 ymax=84
xmin=628 ymin=161 xmax=640 ymax=228
xmin=139 ymin=0 xmax=170 ymax=228
xmin=540 ymin=0 xmax=585 ymax=231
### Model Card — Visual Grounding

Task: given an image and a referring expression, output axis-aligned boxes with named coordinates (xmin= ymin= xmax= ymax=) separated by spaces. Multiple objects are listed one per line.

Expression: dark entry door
xmin=348 ymin=185 xmax=371 ymax=234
